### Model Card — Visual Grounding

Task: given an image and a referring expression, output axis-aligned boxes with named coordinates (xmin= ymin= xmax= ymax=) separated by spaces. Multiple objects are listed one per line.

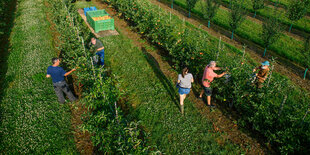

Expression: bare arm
xmin=46 ymin=74 xmax=51 ymax=78
xmin=217 ymin=72 xmax=226 ymax=78
xmin=97 ymin=46 xmax=104 ymax=51
xmin=253 ymin=66 xmax=260 ymax=72
xmin=64 ymin=68 xmax=76 ymax=76
xmin=257 ymin=73 xmax=268 ymax=80
xmin=257 ymin=76 xmax=266 ymax=80
xmin=213 ymin=67 xmax=221 ymax=71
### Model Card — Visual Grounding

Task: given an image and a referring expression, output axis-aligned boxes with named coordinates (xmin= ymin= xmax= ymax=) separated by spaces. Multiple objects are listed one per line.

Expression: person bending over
xmin=253 ymin=61 xmax=270 ymax=88
xmin=89 ymin=37 xmax=105 ymax=66
xmin=199 ymin=61 xmax=226 ymax=107
xmin=46 ymin=58 xmax=77 ymax=104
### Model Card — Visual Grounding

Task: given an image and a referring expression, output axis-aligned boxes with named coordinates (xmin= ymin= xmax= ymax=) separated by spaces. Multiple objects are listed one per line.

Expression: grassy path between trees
xmin=0 ymin=0 xmax=77 ymax=153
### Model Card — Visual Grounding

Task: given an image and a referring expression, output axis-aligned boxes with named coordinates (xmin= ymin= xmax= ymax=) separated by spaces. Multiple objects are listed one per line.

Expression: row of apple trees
xmin=104 ymin=0 xmax=309 ymax=153
xmin=47 ymin=0 xmax=158 ymax=154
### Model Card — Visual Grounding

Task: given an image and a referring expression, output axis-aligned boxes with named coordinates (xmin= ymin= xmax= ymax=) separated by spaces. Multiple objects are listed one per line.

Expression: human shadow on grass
xmin=141 ymin=47 xmax=180 ymax=110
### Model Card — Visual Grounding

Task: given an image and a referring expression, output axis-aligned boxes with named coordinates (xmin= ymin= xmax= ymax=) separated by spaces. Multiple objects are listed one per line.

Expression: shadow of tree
xmin=0 ymin=0 xmax=18 ymax=131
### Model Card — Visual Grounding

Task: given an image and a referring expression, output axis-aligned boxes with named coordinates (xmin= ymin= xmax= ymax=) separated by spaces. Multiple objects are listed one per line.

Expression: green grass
xmin=270 ymin=0 xmax=290 ymax=6
xmin=269 ymin=0 xmax=310 ymax=13
xmin=221 ymin=0 xmax=310 ymax=33
xmin=73 ymin=0 xmax=96 ymax=9
xmin=101 ymin=31 xmax=243 ymax=154
xmin=167 ymin=0 xmax=307 ymax=67
xmin=0 ymin=0 xmax=77 ymax=153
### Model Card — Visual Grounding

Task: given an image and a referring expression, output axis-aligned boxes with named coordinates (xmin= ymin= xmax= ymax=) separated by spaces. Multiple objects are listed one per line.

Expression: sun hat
xmin=261 ymin=61 xmax=270 ymax=66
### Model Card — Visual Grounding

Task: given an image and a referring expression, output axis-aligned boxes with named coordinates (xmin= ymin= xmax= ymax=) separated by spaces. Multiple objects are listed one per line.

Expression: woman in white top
xmin=177 ymin=67 xmax=194 ymax=115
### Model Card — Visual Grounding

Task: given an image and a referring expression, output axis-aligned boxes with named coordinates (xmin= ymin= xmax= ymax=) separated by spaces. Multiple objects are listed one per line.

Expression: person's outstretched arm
xmin=213 ymin=67 xmax=221 ymax=71
xmin=253 ymin=66 xmax=261 ymax=72
xmin=97 ymin=46 xmax=104 ymax=51
xmin=217 ymin=72 xmax=226 ymax=78
xmin=64 ymin=68 xmax=76 ymax=76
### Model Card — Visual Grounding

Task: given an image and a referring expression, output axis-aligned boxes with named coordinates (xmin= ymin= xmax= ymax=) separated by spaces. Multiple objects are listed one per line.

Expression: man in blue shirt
xmin=46 ymin=58 xmax=77 ymax=104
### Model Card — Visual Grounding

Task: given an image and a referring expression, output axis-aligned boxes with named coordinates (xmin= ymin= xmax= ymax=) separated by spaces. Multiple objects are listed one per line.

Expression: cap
xmin=261 ymin=61 xmax=270 ymax=66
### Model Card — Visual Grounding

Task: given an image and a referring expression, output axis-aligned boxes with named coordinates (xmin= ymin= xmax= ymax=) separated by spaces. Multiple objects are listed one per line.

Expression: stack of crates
xmin=84 ymin=7 xmax=97 ymax=16
xmin=86 ymin=9 xmax=115 ymax=32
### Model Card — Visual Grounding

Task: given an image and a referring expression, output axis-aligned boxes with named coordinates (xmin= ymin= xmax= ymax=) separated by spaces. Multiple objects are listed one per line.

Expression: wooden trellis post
xmin=217 ymin=37 xmax=222 ymax=60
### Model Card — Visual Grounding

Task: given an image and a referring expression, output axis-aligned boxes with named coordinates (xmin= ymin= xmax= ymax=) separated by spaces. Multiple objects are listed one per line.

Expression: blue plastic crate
xmin=83 ymin=8 xmax=90 ymax=16
xmin=90 ymin=7 xmax=97 ymax=11
xmin=84 ymin=7 xmax=97 ymax=16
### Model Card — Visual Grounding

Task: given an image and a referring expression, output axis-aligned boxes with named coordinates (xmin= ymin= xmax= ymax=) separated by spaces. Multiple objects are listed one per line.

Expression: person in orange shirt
xmin=198 ymin=61 xmax=226 ymax=107
xmin=253 ymin=61 xmax=270 ymax=88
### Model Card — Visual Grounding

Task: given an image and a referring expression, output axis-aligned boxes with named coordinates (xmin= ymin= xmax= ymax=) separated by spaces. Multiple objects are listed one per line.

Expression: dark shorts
xmin=178 ymin=87 xmax=190 ymax=95
xmin=203 ymin=87 xmax=212 ymax=96
xmin=256 ymin=81 xmax=264 ymax=89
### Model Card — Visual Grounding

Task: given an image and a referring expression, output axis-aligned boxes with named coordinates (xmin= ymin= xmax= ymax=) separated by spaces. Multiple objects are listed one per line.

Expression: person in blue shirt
xmin=46 ymin=58 xmax=77 ymax=104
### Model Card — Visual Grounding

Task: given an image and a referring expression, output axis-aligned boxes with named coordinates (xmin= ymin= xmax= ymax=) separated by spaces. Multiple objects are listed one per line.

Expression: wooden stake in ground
xmin=241 ymin=45 xmax=246 ymax=62
xmin=278 ymin=95 xmax=287 ymax=117
xmin=267 ymin=58 xmax=275 ymax=87
xmin=217 ymin=36 xmax=221 ymax=60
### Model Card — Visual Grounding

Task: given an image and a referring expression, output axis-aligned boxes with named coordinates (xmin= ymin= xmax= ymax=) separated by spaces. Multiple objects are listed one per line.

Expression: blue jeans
xmin=96 ymin=49 xmax=104 ymax=66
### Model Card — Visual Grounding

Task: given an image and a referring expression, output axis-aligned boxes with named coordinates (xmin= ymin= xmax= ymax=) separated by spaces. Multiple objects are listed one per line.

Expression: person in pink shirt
xmin=198 ymin=61 xmax=226 ymax=107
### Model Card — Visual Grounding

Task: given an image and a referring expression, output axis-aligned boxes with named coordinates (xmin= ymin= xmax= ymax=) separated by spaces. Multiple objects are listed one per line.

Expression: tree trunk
xmin=208 ymin=20 xmax=210 ymax=28
xmin=254 ymin=11 xmax=257 ymax=18
xmin=242 ymin=46 xmax=246 ymax=61
xmin=304 ymin=68 xmax=309 ymax=80
xmin=275 ymin=0 xmax=279 ymax=7
xmin=231 ymin=30 xmax=234 ymax=40
xmin=267 ymin=63 xmax=274 ymax=87
xmin=263 ymin=47 xmax=267 ymax=57
xmin=188 ymin=8 xmax=191 ymax=18
xmin=289 ymin=23 xmax=293 ymax=32
xmin=171 ymin=0 xmax=174 ymax=8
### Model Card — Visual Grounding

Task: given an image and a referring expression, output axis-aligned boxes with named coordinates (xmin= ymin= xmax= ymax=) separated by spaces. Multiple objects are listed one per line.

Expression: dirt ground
xmin=92 ymin=0 xmax=271 ymax=154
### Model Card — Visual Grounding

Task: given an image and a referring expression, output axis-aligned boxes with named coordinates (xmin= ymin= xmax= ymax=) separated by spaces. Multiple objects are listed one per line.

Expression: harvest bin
xmin=86 ymin=9 xmax=115 ymax=33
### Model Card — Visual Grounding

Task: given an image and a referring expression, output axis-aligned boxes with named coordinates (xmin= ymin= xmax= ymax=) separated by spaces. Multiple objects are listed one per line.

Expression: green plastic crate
xmin=86 ymin=10 xmax=115 ymax=32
